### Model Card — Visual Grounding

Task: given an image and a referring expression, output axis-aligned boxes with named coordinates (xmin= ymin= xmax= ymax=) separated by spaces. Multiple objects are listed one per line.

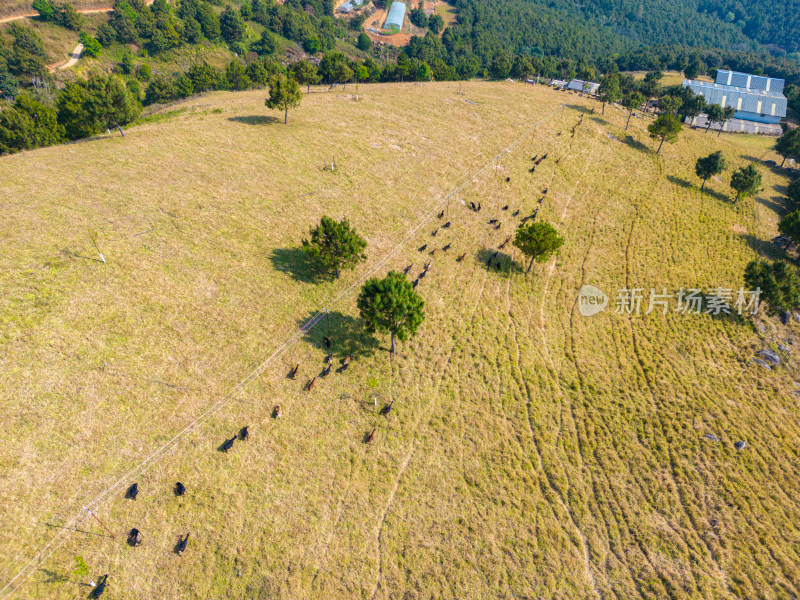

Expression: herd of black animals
xmin=90 ymin=121 xmax=577 ymax=597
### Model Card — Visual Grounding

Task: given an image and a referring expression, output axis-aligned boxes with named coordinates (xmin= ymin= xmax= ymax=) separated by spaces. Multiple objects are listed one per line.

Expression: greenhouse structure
xmin=384 ymin=1 xmax=407 ymax=32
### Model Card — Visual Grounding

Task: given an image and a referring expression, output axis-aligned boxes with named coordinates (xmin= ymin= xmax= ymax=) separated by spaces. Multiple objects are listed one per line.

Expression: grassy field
xmin=1 ymin=81 xmax=799 ymax=600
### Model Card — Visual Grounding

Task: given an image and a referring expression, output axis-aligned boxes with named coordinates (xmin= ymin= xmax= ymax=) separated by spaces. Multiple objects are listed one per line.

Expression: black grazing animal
xmin=502 ymin=205 xmax=509 ymax=210
xmin=403 ymin=264 xmax=413 ymax=275
xmin=423 ymin=261 xmax=431 ymax=271
xmin=289 ymin=364 xmax=299 ymax=379
xmin=541 ymin=153 xmax=548 ymax=161
xmin=306 ymin=377 xmax=316 ymax=391
xmin=412 ymin=278 xmax=419 ymax=288
xmin=365 ymin=428 xmax=376 ymax=444
xmin=442 ymin=243 xmax=451 ymax=251
xmin=381 ymin=400 xmax=394 ymax=416
xmin=531 ymin=155 xmax=538 ymax=162
xmin=456 ymin=252 xmax=466 ymax=262
xmin=126 ymin=483 xmax=139 ymax=500
xmin=470 ymin=201 xmax=477 ymax=211
xmin=175 ymin=482 xmax=186 ymax=496
xmin=429 ymin=248 xmax=438 ymax=257
xmin=442 ymin=221 xmax=451 ymax=228
xmin=543 ymin=188 xmax=548 ymax=194
xmin=91 ymin=575 xmax=108 ymax=598
xmin=498 ymin=236 xmax=511 ymax=249
xmin=325 ymin=352 xmax=333 ymax=363
xmin=128 ymin=528 xmax=143 ymax=547
xmin=176 ymin=533 xmax=190 ymax=556
xmin=418 ymin=270 xmax=427 ymax=280
xmin=321 ymin=363 xmax=332 ymax=377
xmin=505 ymin=176 xmax=510 ymax=183
xmin=512 ymin=209 xmax=519 ymax=217
xmin=273 ymin=405 xmax=282 ymax=419
xmin=342 ymin=355 xmax=352 ymax=368
xmin=488 ymin=219 xmax=498 ymax=224
xmin=221 ymin=435 xmax=236 ymax=453
xmin=432 ymin=228 xmax=438 ymax=237
xmin=476 ymin=202 xmax=481 ymax=212
xmin=529 ymin=166 xmax=536 ymax=173
xmin=437 ymin=209 xmax=444 ymax=218
xmin=538 ymin=196 xmax=545 ymax=204
xmin=323 ymin=336 xmax=331 ymax=348
xmin=239 ymin=426 xmax=249 ymax=441
xmin=418 ymin=244 xmax=427 ymax=252
xmin=494 ymin=222 xmax=501 ymax=230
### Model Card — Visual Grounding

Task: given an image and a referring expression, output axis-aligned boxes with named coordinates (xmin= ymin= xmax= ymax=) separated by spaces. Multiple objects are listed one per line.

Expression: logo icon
xmin=578 ymin=285 xmax=607 ymax=316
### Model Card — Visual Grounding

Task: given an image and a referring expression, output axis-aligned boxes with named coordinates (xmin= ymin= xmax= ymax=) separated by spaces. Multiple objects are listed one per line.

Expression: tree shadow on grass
xmin=565 ymin=104 xmax=593 ymax=114
xmin=269 ymin=248 xmax=329 ymax=284
xmin=589 ymin=116 xmax=610 ymax=126
xmin=756 ymin=195 xmax=792 ymax=217
xmin=738 ymin=233 xmax=785 ymax=260
xmin=228 ymin=115 xmax=281 ymax=126
xmin=666 ymin=176 xmax=736 ymax=205
xmin=666 ymin=175 xmax=693 ymax=189
xmin=298 ymin=310 xmax=381 ymax=359
xmin=475 ymin=248 xmax=521 ymax=278
xmin=623 ymin=135 xmax=653 ymax=154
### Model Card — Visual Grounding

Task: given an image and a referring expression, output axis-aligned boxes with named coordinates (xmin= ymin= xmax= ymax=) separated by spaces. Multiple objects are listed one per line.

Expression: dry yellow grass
xmin=0 ymin=81 xmax=799 ymax=600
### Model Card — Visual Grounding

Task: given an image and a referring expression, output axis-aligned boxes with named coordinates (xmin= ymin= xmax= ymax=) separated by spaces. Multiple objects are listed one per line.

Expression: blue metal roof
xmin=715 ymin=69 xmax=784 ymax=95
xmin=683 ymin=79 xmax=787 ymax=119
xmin=384 ymin=1 xmax=406 ymax=30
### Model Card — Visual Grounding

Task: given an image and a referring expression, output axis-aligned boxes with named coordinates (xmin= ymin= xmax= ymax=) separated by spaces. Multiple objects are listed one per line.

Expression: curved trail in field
xmin=54 ymin=43 xmax=83 ymax=71
xmin=0 ymin=103 xmax=566 ymax=600
xmin=0 ymin=0 xmax=154 ymax=23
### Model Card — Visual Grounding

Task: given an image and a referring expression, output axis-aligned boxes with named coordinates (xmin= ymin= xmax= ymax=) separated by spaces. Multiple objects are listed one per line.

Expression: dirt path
xmin=54 ymin=42 xmax=83 ymax=71
xmin=0 ymin=0 xmax=153 ymax=24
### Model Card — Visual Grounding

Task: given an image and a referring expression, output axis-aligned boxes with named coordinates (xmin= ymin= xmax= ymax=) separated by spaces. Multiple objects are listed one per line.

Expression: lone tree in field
xmin=622 ymin=91 xmax=644 ymax=130
xmin=744 ymin=259 xmax=800 ymax=314
xmin=598 ymin=74 xmax=621 ymax=115
xmin=357 ymin=271 xmax=425 ymax=354
xmin=290 ymin=60 xmax=320 ymax=93
xmin=514 ymin=221 xmax=564 ymax=272
xmin=730 ymin=164 xmax=761 ymax=204
xmin=695 ymin=150 xmax=726 ymax=191
xmin=265 ymin=74 xmax=302 ymax=124
xmin=779 ymin=210 xmax=800 ymax=246
xmin=705 ymin=103 xmax=724 ymax=134
xmin=647 ymin=113 xmax=682 ymax=154
xmin=301 ymin=216 xmax=367 ymax=277
xmin=775 ymin=128 xmax=800 ymax=168
xmin=717 ymin=106 xmax=735 ymax=137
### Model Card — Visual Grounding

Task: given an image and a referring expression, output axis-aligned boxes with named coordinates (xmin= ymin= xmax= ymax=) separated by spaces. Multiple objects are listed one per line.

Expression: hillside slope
xmin=0 ymin=82 xmax=799 ymax=599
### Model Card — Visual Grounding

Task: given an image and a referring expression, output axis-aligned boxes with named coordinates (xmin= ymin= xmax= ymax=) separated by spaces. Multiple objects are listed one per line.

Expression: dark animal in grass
xmin=442 ymin=221 xmax=451 ymax=228
xmin=128 ymin=528 xmax=143 ymax=547
xmin=423 ymin=261 xmax=431 ymax=271
xmin=437 ymin=210 xmax=444 ymax=218
xmin=341 ymin=355 xmax=352 ymax=371
xmin=289 ymin=364 xmax=299 ymax=379
xmin=174 ymin=482 xmax=186 ymax=496
xmin=538 ymin=196 xmax=545 ymax=204
xmin=220 ymin=435 xmax=236 ymax=453
xmin=494 ymin=222 xmax=501 ymax=230
xmin=321 ymin=363 xmax=332 ymax=377
xmin=529 ymin=166 xmax=536 ymax=173
xmin=520 ymin=216 xmax=530 ymax=224
xmin=175 ymin=533 xmax=190 ymax=556
xmin=273 ymin=405 xmax=282 ymax=419
xmin=505 ymin=177 xmax=510 ymax=183
xmin=512 ymin=209 xmax=519 ymax=217
xmin=541 ymin=153 xmax=548 ymax=161
xmin=488 ymin=219 xmax=498 ymax=224
xmin=412 ymin=278 xmax=419 ymax=288
xmin=531 ymin=155 xmax=538 ymax=162
xmin=470 ymin=201 xmax=477 ymax=211
xmin=323 ymin=336 xmax=331 ymax=348
xmin=502 ymin=205 xmax=508 ymax=210
xmin=325 ymin=352 xmax=333 ymax=363
xmin=306 ymin=377 xmax=316 ymax=391
xmin=429 ymin=248 xmax=438 ymax=256
xmin=239 ymin=426 xmax=249 ymax=441
xmin=418 ymin=244 xmax=427 ymax=252
xmin=418 ymin=270 xmax=427 ymax=280
xmin=442 ymin=243 xmax=451 ymax=251
xmin=476 ymin=202 xmax=481 ymax=212
xmin=126 ymin=483 xmax=139 ymax=500
xmin=499 ymin=236 xmax=511 ymax=249
xmin=91 ymin=574 xmax=108 ymax=598
xmin=403 ymin=264 xmax=413 ymax=275
xmin=432 ymin=228 xmax=438 ymax=237
xmin=487 ymin=251 xmax=498 ymax=267
xmin=365 ymin=428 xmax=376 ymax=444
xmin=457 ymin=252 xmax=466 ymax=262
xmin=381 ymin=400 xmax=394 ymax=416
xmin=543 ymin=188 xmax=548 ymax=194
